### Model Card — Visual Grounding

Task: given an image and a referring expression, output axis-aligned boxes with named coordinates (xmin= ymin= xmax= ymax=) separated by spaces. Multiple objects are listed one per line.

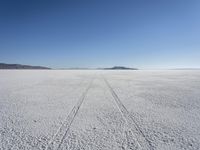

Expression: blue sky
xmin=0 ymin=0 xmax=200 ymax=69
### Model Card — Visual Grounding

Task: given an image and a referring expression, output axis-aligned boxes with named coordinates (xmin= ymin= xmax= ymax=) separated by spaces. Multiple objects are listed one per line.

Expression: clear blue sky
xmin=0 ymin=0 xmax=200 ymax=69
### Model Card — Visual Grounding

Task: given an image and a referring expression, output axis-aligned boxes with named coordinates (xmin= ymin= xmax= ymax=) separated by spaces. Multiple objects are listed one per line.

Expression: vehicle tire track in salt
xmin=45 ymin=79 xmax=94 ymax=150
xmin=103 ymin=76 xmax=154 ymax=150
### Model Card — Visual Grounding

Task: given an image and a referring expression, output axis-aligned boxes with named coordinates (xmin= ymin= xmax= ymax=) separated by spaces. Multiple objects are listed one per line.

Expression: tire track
xmin=103 ymin=76 xmax=154 ymax=150
xmin=45 ymin=79 xmax=94 ymax=150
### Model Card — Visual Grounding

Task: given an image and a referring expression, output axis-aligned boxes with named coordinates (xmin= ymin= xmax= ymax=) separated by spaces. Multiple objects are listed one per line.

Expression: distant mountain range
xmin=0 ymin=63 xmax=138 ymax=70
xmin=103 ymin=66 xmax=138 ymax=70
xmin=0 ymin=63 xmax=51 ymax=69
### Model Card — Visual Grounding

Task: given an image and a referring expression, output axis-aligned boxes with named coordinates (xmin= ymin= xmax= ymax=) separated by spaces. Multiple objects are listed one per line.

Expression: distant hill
xmin=0 ymin=63 xmax=51 ymax=69
xmin=103 ymin=66 xmax=138 ymax=70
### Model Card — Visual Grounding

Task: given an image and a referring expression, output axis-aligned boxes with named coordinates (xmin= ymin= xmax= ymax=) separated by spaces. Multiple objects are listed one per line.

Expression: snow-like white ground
xmin=0 ymin=70 xmax=200 ymax=150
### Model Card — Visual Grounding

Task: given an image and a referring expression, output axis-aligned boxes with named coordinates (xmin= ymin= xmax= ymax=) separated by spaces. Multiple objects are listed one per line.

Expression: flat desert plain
xmin=0 ymin=70 xmax=200 ymax=150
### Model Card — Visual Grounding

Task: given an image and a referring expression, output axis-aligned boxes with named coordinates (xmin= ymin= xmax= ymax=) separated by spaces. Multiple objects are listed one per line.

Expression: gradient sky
xmin=0 ymin=0 xmax=200 ymax=69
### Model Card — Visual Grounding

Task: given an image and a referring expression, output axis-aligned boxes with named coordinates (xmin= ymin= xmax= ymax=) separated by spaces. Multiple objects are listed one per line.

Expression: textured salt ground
xmin=0 ymin=70 xmax=93 ymax=150
xmin=59 ymin=77 xmax=140 ymax=150
xmin=104 ymin=70 xmax=200 ymax=150
xmin=0 ymin=70 xmax=200 ymax=150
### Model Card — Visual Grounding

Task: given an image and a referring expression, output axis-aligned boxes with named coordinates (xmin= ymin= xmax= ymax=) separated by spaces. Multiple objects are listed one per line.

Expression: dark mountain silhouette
xmin=104 ymin=66 xmax=138 ymax=70
xmin=0 ymin=63 xmax=51 ymax=69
